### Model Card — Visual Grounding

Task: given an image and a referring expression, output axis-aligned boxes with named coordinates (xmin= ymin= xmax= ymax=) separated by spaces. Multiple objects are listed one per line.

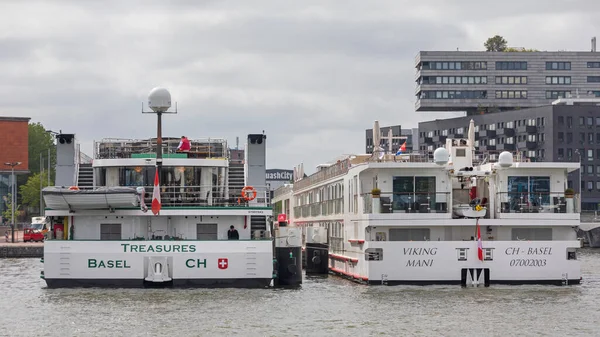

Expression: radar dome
xmin=498 ymin=151 xmax=513 ymax=168
xmin=148 ymin=87 xmax=171 ymax=112
xmin=433 ymin=147 xmax=449 ymax=165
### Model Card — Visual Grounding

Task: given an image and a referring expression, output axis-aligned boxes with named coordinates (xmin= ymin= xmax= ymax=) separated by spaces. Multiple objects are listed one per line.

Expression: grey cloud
xmin=2 ymin=1 xmax=600 ymax=172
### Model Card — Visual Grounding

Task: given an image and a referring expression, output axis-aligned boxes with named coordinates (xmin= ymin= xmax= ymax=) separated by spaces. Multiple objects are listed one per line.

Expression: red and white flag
xmin=151 ymin=169 xmax=161 ymax=215
xmin=476 ymin=218 xmax=483 ymax=261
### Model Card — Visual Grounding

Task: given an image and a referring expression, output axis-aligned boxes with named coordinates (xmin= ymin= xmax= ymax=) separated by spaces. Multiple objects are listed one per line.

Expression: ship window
xmin=197 ymin=224 xmax=218 ymax=240
xmin=389 ymin=228 xmax=430 ymax=241
xmin=392 ymin=176 xmax=437 ymax=213
xmin=511 ymin=228 xmax=552 ymax=241
xmin=484 ymin=248 xmax=494 ymax=261
xmin=100 ymin=224 xmax=122 ymax=240
xmin=457 ymin=248 xmax=468 ymax=261
xmin=456 ymin=148 xmax=466 ymax=157
xmin=365 ymin=248 xmax=383 ymax=261
xmin=506 ymin=176 xmax=550 ymax=211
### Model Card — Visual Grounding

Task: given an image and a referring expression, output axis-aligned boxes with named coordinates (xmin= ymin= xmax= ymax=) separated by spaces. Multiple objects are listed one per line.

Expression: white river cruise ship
xmin=272 ymin=120 xmax=581 ymax=286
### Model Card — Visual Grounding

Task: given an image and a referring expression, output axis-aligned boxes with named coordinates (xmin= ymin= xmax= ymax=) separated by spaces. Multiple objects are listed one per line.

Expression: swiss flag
xmin=151 ymin=169 xmax=161 ymax=215
xmin=218 ymin=258 xmax=228 ymax=270
xmin=476 ymin=219 xmax=483 ymax=261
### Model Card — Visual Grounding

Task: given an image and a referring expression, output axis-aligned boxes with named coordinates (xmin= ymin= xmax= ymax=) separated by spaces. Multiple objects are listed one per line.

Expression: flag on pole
xmin=476 ymin=218 xmax=483 ymax=261
xmin=395 ymin=142 xmax=407 ymax=156
xmin=151 ymin=169 xmax=161 ymax=215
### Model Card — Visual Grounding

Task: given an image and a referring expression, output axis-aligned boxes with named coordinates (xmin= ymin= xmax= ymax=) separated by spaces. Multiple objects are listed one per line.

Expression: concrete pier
xmin=1 ymin=230 xmax=44 ymax=258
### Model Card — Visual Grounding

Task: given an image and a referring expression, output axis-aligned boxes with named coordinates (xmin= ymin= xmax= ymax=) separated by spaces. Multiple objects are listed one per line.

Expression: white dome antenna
xmin=142 ymin=87 xmax=178 ymax=115
xmin=498 ymin=151 xmax=514 ymax=168
xmin=433 ymin=147 xmax=449 ymax=165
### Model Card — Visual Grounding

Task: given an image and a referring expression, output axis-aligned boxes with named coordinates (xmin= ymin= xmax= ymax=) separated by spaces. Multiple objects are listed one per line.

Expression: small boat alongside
xmin=42 ymin=186 xmax=139 ymax=211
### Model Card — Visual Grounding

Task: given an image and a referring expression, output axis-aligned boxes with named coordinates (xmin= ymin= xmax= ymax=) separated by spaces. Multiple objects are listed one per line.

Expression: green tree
xmin=1 ymin=193 xmax=21 ymax=225
xmin=28 ymin=122 xmax=56 ymax=177
xmin=484 ymin=35 xmax=508 ymax=52
xmin=20 ymin=171 xmax=49 ymax=215
xmin=505 ymin=47 xmax=539 ymax=52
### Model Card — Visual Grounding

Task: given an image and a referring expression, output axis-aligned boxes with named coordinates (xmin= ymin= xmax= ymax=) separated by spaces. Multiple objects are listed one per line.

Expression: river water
xmin=1 ymin=249 xmax=600 ymax=337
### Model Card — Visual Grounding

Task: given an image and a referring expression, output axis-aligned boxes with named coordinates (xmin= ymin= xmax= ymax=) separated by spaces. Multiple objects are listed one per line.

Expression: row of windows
xmin=420 ymin=90 xmax=487 ymax=99
xmin=423 ymin=61 xmax=488 ymax=70
xmin=588 ymin=76 xmax=600 ymax=83
xmin=420 ymin=60 xmax=600 ymax=72
xmin=419 ymin=90 xmax=581 ymax=100
xmin=420 ymin=118 xmax=547 ymax=138
xmin=546 ymin=76 xmax=571 ymax=85
xmin=558 ymin=132 xmax=600 ymax=144
xmin=546 ymin=62 xmax=571 ymax=70
xmin=421 ymin=76 xmax=488 ymax=85
xmin=558 ymin=116 xmax=600 ymax=127
xmin=496 ymin=61 xmax=528 ymax=70
xmin=496 ymin=76 xmax=527 ymax=84
xmin=495 ymin=90 xmax=528 ymax=99
xmin=558 ymin=148 xmax=600 ymax=161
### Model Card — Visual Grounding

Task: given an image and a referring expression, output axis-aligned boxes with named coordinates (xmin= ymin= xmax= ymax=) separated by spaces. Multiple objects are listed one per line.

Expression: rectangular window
xmin=389 ymin=228 xmax=431 ymax=241
xmin=546 ymin=91 xmax=571 ymax=99
xmin=588 ymin=76 xmax=600 ymax=83
xmin=546 ymin=62 xmax=571 ymax=70
xmin=421 ymin=91 xmax=487 ymax=99
xmin=496 ymin=76 xmax=528 ymax=85
xmin=392 ymin=176 xmax=436 ymax=212
xmin=496 ymin=61 xmax=527 ymax=70
xmin=197 ymin=224 xmax=218 ymax=240
xmin=588 ymin=62 xmax=600 ymax=68
xmin=511 ymin=228 xmax=552 ymax=241
xmin=100 ymin=224 xmax=121 ymax=240
xmin=545 ymin=76 xmax=571 ymax=85
xmin=496 ymin=90 xmax=527 ymax=99
xmin=507 ymin=176 xmax=551 ymax=210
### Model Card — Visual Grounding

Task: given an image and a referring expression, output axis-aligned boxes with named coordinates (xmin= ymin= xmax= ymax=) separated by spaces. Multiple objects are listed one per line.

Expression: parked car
xmin=23 ymin=228 xmax=44 ymax=242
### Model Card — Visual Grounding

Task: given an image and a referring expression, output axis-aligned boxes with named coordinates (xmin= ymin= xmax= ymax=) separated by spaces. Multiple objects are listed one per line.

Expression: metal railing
xmin=495 ymin=192 xmax=580 ymax=214
xmin=292 ymin=199 xmax=343 ymax=218
xmin=120 ymin=185 xmax=270 ymax=207
xmin=94 ymin=137 xmax=229 ymax=160
xmin=362 ymin=192 xmax=451 ymax=214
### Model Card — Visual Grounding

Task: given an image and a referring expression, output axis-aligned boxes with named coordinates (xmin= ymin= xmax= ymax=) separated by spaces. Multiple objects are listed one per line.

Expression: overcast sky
xmin=3 ymin=0 xmax=600 ymax=174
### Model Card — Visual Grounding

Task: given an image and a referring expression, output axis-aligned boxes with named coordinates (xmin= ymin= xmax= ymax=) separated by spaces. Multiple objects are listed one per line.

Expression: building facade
xmin=418 ymin=104 xmax=600 ymax=210
xmin=365 ymin=125 xmax=418 ymax=154
xmin=0 ymin=117 xmax=30 ymax=223
xmin=415 ymin=51 xmax=600 ymax=114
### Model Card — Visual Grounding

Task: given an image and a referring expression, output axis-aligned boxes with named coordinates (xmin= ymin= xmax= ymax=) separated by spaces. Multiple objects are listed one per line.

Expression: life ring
xmin=241 ymin=186 xmax=257 ymax=201
xmin=69 ymin=186 xmax=80 ymax=191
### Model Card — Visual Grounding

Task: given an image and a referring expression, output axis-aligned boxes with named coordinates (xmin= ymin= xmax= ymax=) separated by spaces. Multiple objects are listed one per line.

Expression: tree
xmin=485 ymin=35 xmax=508 ymax=52
xmin=1 ymin=193 xmax=21 ymax=225
xmin=27 ymin=122 xmax=56 ymax=178
xmin=505 ymin=47 xmax=539 ymax=52
xmin=20 ymin=171 xmax=49 ymax=215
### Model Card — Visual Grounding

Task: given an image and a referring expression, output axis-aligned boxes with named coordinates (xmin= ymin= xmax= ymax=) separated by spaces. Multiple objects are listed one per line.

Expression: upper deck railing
xmin=94 ymin=137 xmax=229 ymax=160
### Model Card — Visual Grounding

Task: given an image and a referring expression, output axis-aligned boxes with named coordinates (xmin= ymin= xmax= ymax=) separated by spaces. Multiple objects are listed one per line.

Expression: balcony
xmin=432 ymin=135 xmax=447 ymax=143
xmin=94 ymin=137 xmax=228 ymax=160
xmin=526 ymin=125 xmax=537 ymax=133
xmin=495 ymin=192 xmax=580 ymax=220
xmin=362 ymin=192 xmax=450 ymax=214
xmin=479 ymin=130 xmax=496 ymax=138
xmin=293 ymin=199 xmax=344 ymax=219
xmin=499 ymin=143 xmax=516 ymax=151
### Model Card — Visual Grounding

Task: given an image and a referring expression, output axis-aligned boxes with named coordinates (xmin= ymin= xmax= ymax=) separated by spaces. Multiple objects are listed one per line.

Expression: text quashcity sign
xmin=266 ymin=169 xmax=293 ymax=181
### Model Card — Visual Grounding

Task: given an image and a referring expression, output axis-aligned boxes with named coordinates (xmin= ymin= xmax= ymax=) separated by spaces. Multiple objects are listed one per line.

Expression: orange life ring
xmin=241 ymin=186 xmax=257 ymax=201
xmin=69 ymin=186 xmax=80 ymax=191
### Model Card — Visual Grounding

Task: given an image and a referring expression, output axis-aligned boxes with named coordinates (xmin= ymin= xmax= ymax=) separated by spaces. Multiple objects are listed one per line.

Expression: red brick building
xmin=0 ymin=116 xmax=30 ymax=222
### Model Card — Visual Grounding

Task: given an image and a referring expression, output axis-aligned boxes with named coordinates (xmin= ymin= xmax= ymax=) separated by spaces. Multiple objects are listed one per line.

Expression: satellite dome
xmin=498 ymin=151 xmax=513 ymax=168
xmin=148 ymin=87 xmax=171 ymax=112
xmin=433 ymin=147 xmax=449 ymax=165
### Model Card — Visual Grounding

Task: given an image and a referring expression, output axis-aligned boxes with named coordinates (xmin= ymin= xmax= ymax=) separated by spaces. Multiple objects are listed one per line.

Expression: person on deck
xmin=228 ymin=225 xmax=239 ymax=240
xmin=177 ymin=136 xmax=191 ymax=152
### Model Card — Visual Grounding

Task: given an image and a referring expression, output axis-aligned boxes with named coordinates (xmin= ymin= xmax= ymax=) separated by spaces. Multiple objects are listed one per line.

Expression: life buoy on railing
xmin=241 ymin=186 xmax=257 ymax=201
xmin=69 ymin=186 xmax=80 ymax=191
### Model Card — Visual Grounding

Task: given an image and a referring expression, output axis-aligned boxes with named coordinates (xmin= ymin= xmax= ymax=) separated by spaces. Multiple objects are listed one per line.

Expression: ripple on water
xmin=0 ymin=249 xmax=599 ymax=336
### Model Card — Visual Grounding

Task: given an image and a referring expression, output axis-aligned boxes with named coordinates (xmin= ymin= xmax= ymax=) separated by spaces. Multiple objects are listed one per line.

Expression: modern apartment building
xmin=365 ymin=125 xmax=418 ymax=154
xmin=415 ymin=50 xmax=600 ymax=114
xmin=418 ymin=101 xmax=600 ymax=210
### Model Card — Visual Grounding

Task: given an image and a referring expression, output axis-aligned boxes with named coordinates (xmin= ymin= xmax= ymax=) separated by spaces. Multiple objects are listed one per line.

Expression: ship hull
xmin=327 ymin=240 xmax=581 ymax=286
xmin=42 ymin=240 xmax=274 ymax=289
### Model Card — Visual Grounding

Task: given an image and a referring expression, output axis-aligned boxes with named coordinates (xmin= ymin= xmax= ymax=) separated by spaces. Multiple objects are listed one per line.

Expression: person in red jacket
xmin=177 ymin=136 xmax=191 ymax=152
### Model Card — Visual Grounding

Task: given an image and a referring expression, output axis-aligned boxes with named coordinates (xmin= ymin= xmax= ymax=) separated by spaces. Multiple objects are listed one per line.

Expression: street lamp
xmin=4 ymin=162 xmax=22 ymax=243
